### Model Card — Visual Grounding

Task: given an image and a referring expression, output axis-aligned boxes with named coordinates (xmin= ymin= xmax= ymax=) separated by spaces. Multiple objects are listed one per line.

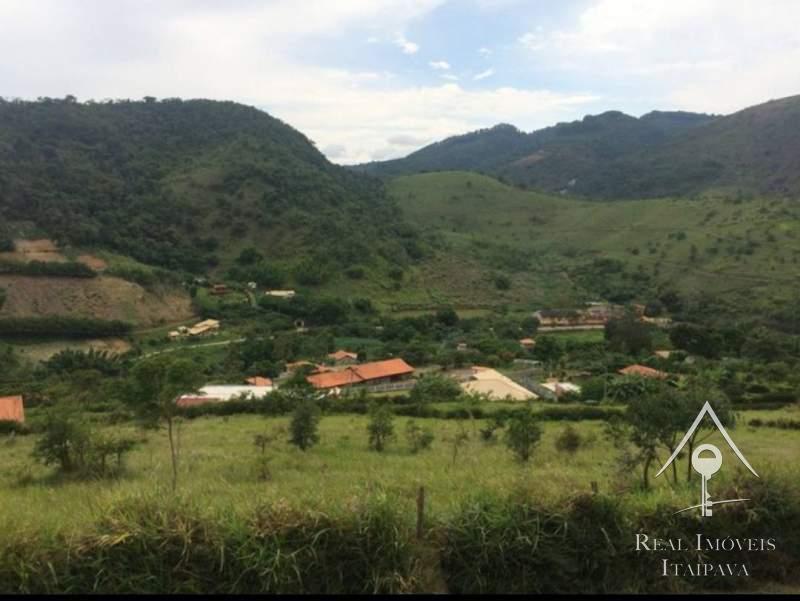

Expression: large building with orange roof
xmin=307 ymin=358 xmax=414 ymax=391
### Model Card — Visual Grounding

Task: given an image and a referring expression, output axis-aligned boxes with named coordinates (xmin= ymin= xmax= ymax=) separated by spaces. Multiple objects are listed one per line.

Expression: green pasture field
xmin=2 ymin=406 xmax=798 ymax=538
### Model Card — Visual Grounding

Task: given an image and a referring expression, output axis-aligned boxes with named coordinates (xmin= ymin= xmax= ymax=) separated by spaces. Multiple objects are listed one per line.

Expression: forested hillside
xmin=358 ymin=95 xmax=800 ymax=199
xmin=0 ymin=97 xmax=422 ymax=274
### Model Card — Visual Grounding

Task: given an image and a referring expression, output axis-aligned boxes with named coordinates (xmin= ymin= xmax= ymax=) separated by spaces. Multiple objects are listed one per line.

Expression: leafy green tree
xmin=124 ymin=356 xmax=204 ymax=490
xmin=289 ymin=398 xmax=321 ymax=451
xmin=405 ymin=419 xmax=434 ymax=453
xmin=604 ymin=312 xmax=653 ymax=355
xmin=505 ymin=408 xmax=543 ymax=462
xmin=236 ymin=246 xmax=263 ymax=265
xmin=367 ymin=402 xmax=395 ymax=452
xmin=409 ymin=374 xmax=462 ymax=408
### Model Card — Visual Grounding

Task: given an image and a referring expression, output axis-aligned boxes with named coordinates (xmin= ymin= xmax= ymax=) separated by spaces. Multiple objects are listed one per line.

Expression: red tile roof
xmin=245 ymin=376 xmax=273 ymax=387
xmin=619 ymin=364 xmax=669 ymax=380
xmin=307 ymin=358 xmax=415 ymax=389
xmin=176 ymin=396 xmax=221 ymax=408
xmin=307 ymin=369 xmax=364 ymax=389
xmin=328 ymin=350 xmax=358 ymax=361
xmin=0 ymin=396 xmax=25 ymax=422
xmin=352 ymin=358 xmax=414 ymax=381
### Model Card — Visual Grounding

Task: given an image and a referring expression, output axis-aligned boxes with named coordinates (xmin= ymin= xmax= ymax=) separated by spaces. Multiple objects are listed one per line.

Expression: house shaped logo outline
xmin=655 ymin=401 xmax=759 ymax=479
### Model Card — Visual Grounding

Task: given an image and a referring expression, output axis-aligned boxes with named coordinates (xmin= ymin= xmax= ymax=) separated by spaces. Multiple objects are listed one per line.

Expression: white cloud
xmin=440 ymin=73 xmax=459 ymax=81
xmin=478 ymin=46 xmax=492 ymax=56
xmin=429 ymin=60 xmax=451 ymax=70
xmin=517 ymin=0 xmax=800 ymax=114
xmin=473 ymin=68 xmax=495 ymax=81
xmin=394 ymin=33 xmax=420 ymax=54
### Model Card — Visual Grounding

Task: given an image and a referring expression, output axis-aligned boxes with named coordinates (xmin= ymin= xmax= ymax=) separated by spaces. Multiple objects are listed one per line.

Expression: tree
xmin=604 ymin=312 xmax=653 ymax=355
xmin=124 ymin=357 xmax=204 ymax=490
xmin=555 ymin=425 xmax=582 ymax=454
xmin=405 ymin=419 xmax=434 ymax=453
xmin=367 ymin=402 xmax=395 ymax=452
xmin=289 ymin=398 xmax=321 ymax=451
xmin=669 ymin=323 xmax=722 ymax=359
xmin=436 ymin=307 xmax=459 ymax=327
xmin=236 ymin=246 xmax=263 ymax=265
xmin=409 ymin=374 xmax=462 ymax=409
xmin=505 ymin=408 xmax=543 ymax=462
xmin=607 ymin=383 xmax=690 ymax=489
xmin=679 ymin=377 xmax=734 ymax=483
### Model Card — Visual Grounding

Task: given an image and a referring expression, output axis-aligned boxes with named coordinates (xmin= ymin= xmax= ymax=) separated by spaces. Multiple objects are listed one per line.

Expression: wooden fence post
xmin=591 ymin=481 xmax=599 ymax=495
xmin=416 ymin=486 xmax=425 ymax=540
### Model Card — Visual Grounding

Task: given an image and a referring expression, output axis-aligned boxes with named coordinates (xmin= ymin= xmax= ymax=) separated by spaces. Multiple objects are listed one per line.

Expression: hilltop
xmin=358 ymin=95 xmax=800 ymax=199
xmin=0 ymin=97 xmax=422 ymax=276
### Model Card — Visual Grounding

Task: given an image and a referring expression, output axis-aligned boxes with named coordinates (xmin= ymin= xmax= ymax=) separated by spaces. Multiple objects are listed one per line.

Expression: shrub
xmin=554 ymin=425 xmax=582 ymax=454
xmin=289 ymin=399 xmax=321 ymax=451
xmin=367 ymin=402 xmax=395 ymax=452
xmin=404 ymin=419 xmax=434 ymax=453
xmin=504 ymin=408 xmax=542 ymax=462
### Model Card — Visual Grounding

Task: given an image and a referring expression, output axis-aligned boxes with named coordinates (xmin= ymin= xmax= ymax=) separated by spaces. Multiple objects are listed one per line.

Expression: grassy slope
xmin=390 ymin=171 xmax=800 ymax=314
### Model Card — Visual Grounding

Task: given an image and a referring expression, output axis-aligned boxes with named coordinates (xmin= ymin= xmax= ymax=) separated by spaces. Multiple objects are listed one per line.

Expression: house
xmin=653 ymin=350 xmax=673 ymax=360
xmin=177 ymin=384 xmax=273 ymax=408
xmin=618 ymin=364 xmax=669 ymax=380
xmin=188 ymin=319 xmax=220 ymax=337
xmin=307 ymin=358 xmax=415 ymax=390
xmin=265 ymin=289 xmax=296 ymax=299
xmin=456 ymin=342 xmax=469 ymax=352
xmin=519 ymin=338 xmax=536 ymax=349
xmin=210 ymin=284 xmax=228 ymax=296
xmin=245 ymin=376 xmax=273 ymax=387
xmin=0 ymin=395 xmax=24 ymax=423
xmin=328 ymin=350 xmax=358 ymax=365
xmin=535 ymin=380 xmax=582 ymax=400
xmin=461 ymin=367 xmax=537 ymax=401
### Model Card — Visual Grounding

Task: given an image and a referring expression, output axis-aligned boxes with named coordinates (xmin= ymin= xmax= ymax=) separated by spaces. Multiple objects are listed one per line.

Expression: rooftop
xmin=0 ymin=395 xmax=24 ymax=423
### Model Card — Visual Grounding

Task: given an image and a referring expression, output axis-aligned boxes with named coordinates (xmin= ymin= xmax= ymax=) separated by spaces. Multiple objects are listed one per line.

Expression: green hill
xmin=390 ymin=171 xmax=800 ymax=322
xmin=0 ymin=97 xmax=422 ymax=277
xmin=360 ymin=95 xmax=800 ymax=199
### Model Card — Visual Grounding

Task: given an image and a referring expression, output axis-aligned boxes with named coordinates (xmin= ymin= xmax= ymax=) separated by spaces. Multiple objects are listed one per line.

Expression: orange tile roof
xmin=176 ymin=396 xmax=220 ymax=408
xmin=245 ymin=376 xmax=273 ymax=387
xmin=619 ymin=364 xmax=669 ymax=379
xmin=352 ymin=358 xmax=414 ymax=381
xmin=307 ymin=358 xmax=415 ymax=389
xmin=0 ymin=396 xmax=25 ymax=422
xmin=328 ymin=350 xmax=358 ymax=361
xmin=307 ymin=369 xmax=364 ymax=389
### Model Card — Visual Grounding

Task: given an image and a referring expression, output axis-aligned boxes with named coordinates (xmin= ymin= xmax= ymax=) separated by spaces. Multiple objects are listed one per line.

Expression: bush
xmin=504 ymin=408 xmax=542 ymax=462
xmin=32 ymin=407 xmax=138 ymax=478
xmin=404 ymin=419 xmax=434 ymax=453
xmin=0 ymin=259 xmax=95 ymax=278
xmin=0 ymin=316 xmax=132 ymax=338
xmin=554 ymin=425 xmax=582 ymax=454
xmin=367 ymin=402 xmax=395 ymax=452
xmin=289 ymin=399 xmax=321 ymax=451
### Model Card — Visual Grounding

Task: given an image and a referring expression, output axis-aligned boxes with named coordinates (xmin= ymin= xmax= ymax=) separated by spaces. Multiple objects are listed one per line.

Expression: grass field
xmin=3 ymin=405 xmax=799 ymax=538
xmin=389 ymin=172 xmax=800 ymax=314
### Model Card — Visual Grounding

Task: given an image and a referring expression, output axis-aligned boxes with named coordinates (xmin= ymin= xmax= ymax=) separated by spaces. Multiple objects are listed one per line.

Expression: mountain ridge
xmin=355 ymin=95 xmax=800 ymax=199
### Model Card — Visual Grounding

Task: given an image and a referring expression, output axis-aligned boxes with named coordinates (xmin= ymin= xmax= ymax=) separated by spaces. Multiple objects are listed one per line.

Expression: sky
xmin=2 ymin=0 xmax=800 ymax=164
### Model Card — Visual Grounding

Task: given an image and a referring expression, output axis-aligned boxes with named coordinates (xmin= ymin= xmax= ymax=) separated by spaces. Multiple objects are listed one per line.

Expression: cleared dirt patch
xmin=0 ymin=238 xmax=66 ymax=263
xmin=0 ymin=274 xmax=194 ymax=327
xmin=76 ymin=254 xmax=108 ymax=271
xmin=13 ymin=338 xmax=133 ymax=362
